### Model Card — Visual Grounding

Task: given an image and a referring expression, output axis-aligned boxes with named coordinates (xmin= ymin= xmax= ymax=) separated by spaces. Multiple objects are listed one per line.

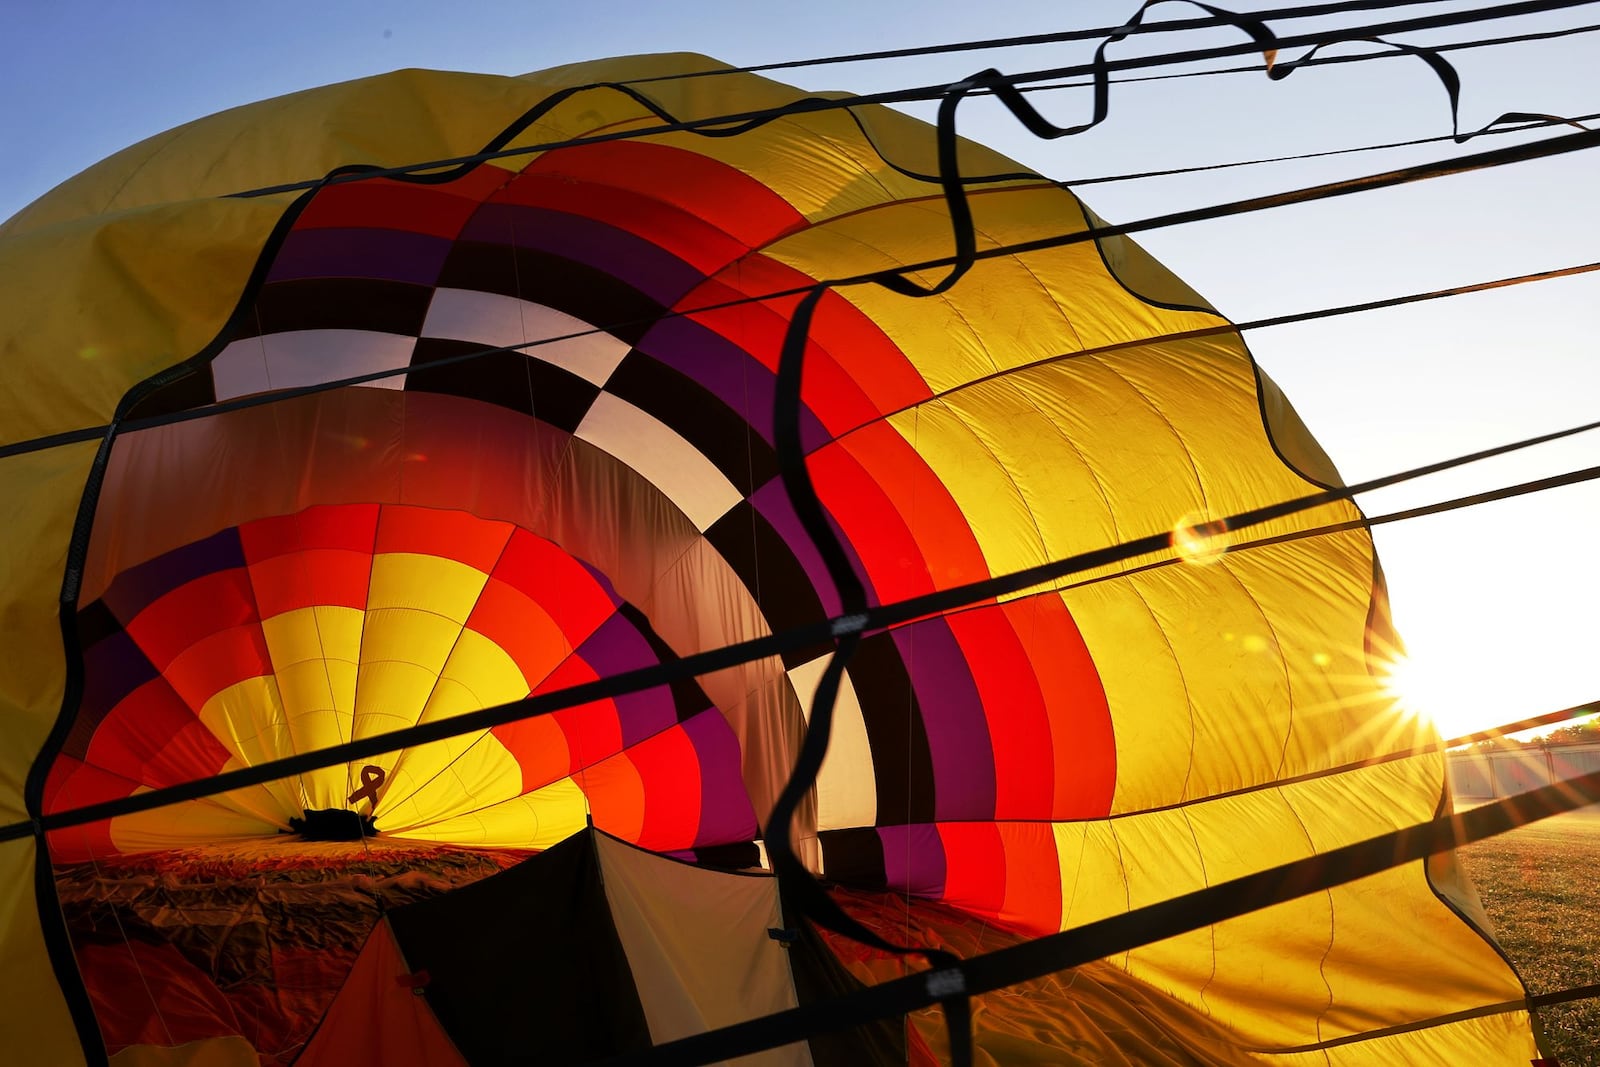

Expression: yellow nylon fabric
xmin=0 ymin=57 xmax=1544 ymax=1064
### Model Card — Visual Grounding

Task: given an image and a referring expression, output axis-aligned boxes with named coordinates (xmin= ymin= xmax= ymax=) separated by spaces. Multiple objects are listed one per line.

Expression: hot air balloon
xmin=0 ymin=53 xmax=1548 ymax=1065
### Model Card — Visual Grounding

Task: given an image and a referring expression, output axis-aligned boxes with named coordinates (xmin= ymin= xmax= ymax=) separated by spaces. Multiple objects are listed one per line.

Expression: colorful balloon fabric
xmin=0 ymin=54 xmax=1544 ymax=1064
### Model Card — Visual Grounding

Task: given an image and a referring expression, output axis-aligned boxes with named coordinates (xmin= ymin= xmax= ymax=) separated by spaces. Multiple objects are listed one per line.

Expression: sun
xmin=1378 ymin=645 xmax=1528 ymax=745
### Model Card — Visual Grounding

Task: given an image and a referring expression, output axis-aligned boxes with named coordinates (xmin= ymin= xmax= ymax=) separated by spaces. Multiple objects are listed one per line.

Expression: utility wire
xmin=1065 ymin=108 xmax=1599 ymax=186
xmin=594 ymin=767 xmax=1600 ymax=1067
xmin=1014 ymin=19 xmax=1600 ymax=103
xmin=7 ymin=413 xmax=1598 ymax=842
xmin=612 ymin=0 xmax=1483 ymax=86
xmin=4 ymin=132 xmax=1597 ymax=464
xmin=210 ymin=0 xmax=1597 ymax=200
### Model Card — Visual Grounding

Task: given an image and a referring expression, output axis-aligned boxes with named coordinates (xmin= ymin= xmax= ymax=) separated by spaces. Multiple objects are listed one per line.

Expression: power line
xmin=613 ymin=0 xmax=1478 ymax=86
xmin=595 ymin=767 xmax=1600 ymax=1067
xmin=211 ymin=0 xmax=1597 ymax=200
xmin=8 ymin=412 xmax=1597 ymax=842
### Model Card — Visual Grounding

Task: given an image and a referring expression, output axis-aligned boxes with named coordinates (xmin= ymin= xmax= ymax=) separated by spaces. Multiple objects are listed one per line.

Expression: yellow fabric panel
xmin=0 ymin=837 xmax=83 ymax=1066
xmin=0 ymin=198 xmax=288 ymax=447
xmin=377 ymin=629 xmax=529 ymax=830
xmin=595 ymin=833 xmax=810 ymax=1067
xmin=259 ymin=605 xmax=362 ymax=810
xmin=1265 ymin=1009 xmax=1538 ymax=1065
xmin=0 ymin=444 xmax=95 ymax=819
xmin=108 ymin=789 xmax=281 ymax=852
xmin=196 ymin=677 xmax=306 ymax=821
xmin=389 ymin=775 xmax=588 ymax=849
xmin=1047 ymin=758 xmax=1527 ymax=1052
xmin=108 ymin=1036 xmax=260 ymax=1067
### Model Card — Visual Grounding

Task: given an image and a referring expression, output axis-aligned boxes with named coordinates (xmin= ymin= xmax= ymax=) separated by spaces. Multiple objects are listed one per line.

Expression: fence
xmin=1448 ymin=741 xmax=1600 ymax=800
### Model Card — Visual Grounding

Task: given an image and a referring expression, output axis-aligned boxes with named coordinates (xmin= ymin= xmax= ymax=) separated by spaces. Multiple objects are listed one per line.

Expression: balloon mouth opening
xmin=288 ymin=808 xmax=380 ymax=841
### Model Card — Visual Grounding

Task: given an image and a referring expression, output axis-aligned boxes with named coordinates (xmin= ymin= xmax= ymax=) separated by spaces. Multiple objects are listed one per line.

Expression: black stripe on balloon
xmin=406 ymin=337 xmax=599 ymax=432
xmin=235 ymin=277 xmax=434 ymax=338
xmin=847 ymin=633 xmax=938 ymax=827
xmin=605 ymin=351 xmax=782 ymax=498
xmin=613 ymin=602 xmax=716 ymax=723
xmin=814 ymin=828 xmax=889 ymax=890
xmin=702 ymin=502 xmax=835 ymax=670
xmin=765 ymin=288 xmax=974 ymax=1063
xmin=437 ymin=241 xmax=666 ymax=348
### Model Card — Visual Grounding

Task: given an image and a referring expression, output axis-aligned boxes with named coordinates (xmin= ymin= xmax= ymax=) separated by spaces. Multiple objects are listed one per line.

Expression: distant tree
xmin=1542 ymin=721 xmax=1600 ymax=747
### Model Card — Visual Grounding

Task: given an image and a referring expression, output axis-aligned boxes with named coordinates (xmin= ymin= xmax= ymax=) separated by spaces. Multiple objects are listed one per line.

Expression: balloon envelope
xmin=0 ymin=54 xmax=1540 ymax=1065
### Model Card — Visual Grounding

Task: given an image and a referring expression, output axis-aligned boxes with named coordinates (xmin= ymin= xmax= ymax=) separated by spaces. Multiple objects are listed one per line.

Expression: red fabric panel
xmin=294 ymin=173 xmax=502 ymax=239
xmin=490 ymin=528 xmax=617 ymax=649
xmin=624 ymin=724 xmax=702 ymax=851
xmin=936 ymin=822 xmax=1007 ymax=920
xmin=41 ymin=757 xmax=127 ymax=859
xmin=807 ymin=438 xmax=931 ymax=606
xmin=488 ymin=713 xmax=570 ymax=794
xmin=946 ymin=607 xmax=1054 ymax=818
xmin=505 ymin=174 xmax=754 ymax=275
xmin=239 ymin=502 xmax=380 ymax=560
xmin=87 ymin=677 xmax=232 ymax=789
xmin=124 ymin=569 xmax=258 ymax=670
xmin=835 ymin=420 xmax=989 ymax=592
xmin=247 ymin=548 xmax=371 ymax=618
xmin=997 ymin=823 xmax=1065 ymax=935
xmin=579 ymin=750 xmax=646 ymax=844
xmin=465 ymin=578 xmax=570 ymax=688
xmin=540 ymin=657 xmax=624 ymax=773
xmin=161 ymin=626 xmax=273 ymax=711
xmin=1006 ymin=597 xmax=1116 ymax=819
xmin=375 ymin=506 xmax=511 ymax=572
xmin=295 ymin=921 xmax=468 ymax=1067
xmin=523 ymin=140 xmax=806 ymax=249
xmin=78 ymin=938 xmax=244 ymax=1053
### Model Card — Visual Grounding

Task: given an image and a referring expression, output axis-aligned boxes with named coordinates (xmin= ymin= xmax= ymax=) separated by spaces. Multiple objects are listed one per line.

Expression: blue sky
xmin=3 ymin=0 xmax=1596 ymax=736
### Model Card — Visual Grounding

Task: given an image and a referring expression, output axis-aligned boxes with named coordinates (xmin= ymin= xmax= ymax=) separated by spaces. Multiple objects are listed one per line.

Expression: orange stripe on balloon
xmin=248 ymin=549 xmax=371 ymax=618
xmin=465 ymin=579 xmax=571 ymax=688
xmin=996 ymin=823 xmax=1065 ymax=935
xmin=807 ymin=439 xmax=934 ymax=607
xmin=581 ymin=749 xmax=647 ymax=845
xmin=836 ymin=420 xmax=990 ymax=592
xmin=538 ymin=657 xmax=624 ymax=774
xmin=375 ymin=506 xmax=512 ymax=572
xmin=87 ymin=678 xmax=233 ymax=789
xmin=1006 ymin=596 xmax=1116 ymax=819
xmin=161 ymin=626 xmax=273 ymax=711
xmin=491 ymin=528 xmax=618 ymax=648
xmin=488 ymin=714 xmax=571 ymax=794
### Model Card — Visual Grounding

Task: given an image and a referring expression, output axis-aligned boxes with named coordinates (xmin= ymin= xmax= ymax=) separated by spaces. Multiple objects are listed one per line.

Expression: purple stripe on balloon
xmin=637 ymin=315 xmax=831 ymax=453
xmin=267 ymin=228 xmax=453 ymax=286
xmin=79 ymin=631 xmax=159 ymax=722
xmin=749 ymin=479 xmax=877 ymax=617
xmin=576 ymin=560 xmax=624 ymax=609
xmin=682 ymin=709 xmax=758 ymax=846
xmin=101 ymin=528 xmax=245 ymax=623
xmin=574 ymin=613 xmax=676 ymax=746
xmin=892 ymin=619 xmax=996 ymax=822
xmin=878 ymin=824 xmax=947 ymax=899
xmin=462 ymin=204 xmax=704 ymax=307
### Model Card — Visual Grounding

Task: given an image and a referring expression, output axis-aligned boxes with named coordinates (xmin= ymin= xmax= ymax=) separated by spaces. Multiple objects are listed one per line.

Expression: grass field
xmin=1454 ymin=804 xmax=1600 ymax=1066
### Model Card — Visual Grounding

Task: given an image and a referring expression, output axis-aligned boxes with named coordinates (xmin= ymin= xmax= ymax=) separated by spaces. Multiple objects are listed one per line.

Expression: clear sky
xmin=3 ymin=0 xmax=1595 ymax=740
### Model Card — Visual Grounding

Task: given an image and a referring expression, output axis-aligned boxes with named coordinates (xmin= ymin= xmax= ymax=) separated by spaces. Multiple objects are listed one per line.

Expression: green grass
xmin=1454 ymin=806 xmax=1600 ymax=1066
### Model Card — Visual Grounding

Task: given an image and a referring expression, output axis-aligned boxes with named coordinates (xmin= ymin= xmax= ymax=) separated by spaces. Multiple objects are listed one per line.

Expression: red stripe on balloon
xmin=1005 ymin=596 xmax=1116 ymax=819
xmin=294 ymin=172 xmax=504 ymax=238
xmin=625 ymin=724 xmax=703 ymax=851
xmin=124 ymin=569 xmax=258 ymax=671
xmin=523 ymin=141 xmax=806 ymax=250
xmin=247 ymin=549 xmax=372 ymax=618
xmin=240 ymin=502 xmax=380 ymax=560
xmin=375 ymin=506 xmax=511 ymax=572
xmin=945 ymin=607 xmax=1055 ymax=818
